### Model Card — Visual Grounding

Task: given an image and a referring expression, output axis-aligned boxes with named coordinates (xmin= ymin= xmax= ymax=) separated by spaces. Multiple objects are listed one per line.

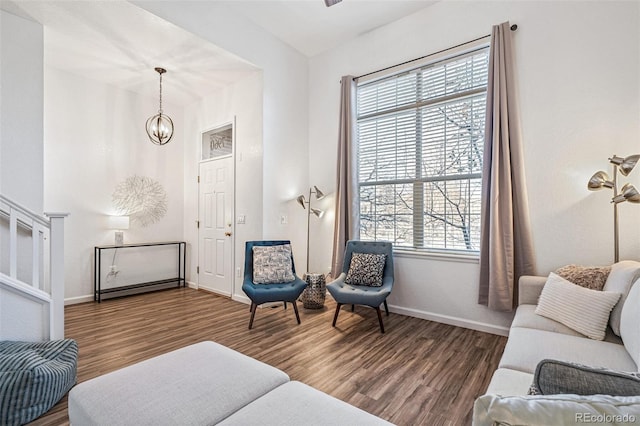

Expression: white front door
xmin=198 ymin=156 xmax=234 ymax=296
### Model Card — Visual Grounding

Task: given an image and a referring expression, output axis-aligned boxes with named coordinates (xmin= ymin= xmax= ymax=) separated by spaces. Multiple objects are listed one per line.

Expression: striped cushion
xmin=535 ymin=273 xmax=621 ymax=340
xmin=0 ymin=339 xmax=78 ymax=425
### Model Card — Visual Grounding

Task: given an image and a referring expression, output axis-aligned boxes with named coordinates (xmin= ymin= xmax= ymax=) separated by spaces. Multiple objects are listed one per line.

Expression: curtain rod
xmin=353 ymin=24 xmax=518 ymax=81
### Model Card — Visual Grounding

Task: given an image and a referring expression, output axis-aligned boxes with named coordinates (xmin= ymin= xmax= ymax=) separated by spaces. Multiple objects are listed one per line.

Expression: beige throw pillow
xmin=535 ymin=273 xmax=621 ymax=340
xmin=554 ymin=264 xmax=610 ymax=291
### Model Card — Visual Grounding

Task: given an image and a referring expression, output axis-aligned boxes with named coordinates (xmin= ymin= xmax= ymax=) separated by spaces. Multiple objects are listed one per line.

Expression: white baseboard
xmin=197 ymin=285 xmax=231 ymax=298
xmin=65 ymin=282 xmax=199 ymax=305
xmin=389 ymin=305 xmax=510 ymax=337
xmin=232 ymin=294 xmax=251 ymax=306
xmin=65 ymin=295 xmax=93 ymax=305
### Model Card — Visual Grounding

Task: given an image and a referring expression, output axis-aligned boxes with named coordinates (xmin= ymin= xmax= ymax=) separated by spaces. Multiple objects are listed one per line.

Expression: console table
xmin=94 ymin=241 xmax=186 ymax=302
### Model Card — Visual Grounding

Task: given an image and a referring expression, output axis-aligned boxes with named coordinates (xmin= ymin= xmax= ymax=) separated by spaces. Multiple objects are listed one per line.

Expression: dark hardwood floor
xmin=30 ymin=287 xmax=506 ymax=425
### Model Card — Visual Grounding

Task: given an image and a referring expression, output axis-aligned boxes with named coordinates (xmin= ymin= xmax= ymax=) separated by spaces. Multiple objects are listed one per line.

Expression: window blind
xmin=356 ymin=46 xmax=489 ymax=252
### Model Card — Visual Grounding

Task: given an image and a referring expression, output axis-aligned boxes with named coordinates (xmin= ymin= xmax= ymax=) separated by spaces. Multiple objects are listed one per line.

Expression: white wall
xmin=44 ymin=67 xmax=185 ymax=303
xmin=0 ymin=11 xmax=47 ymax=340
xmin=183 ymin=71 xmax=264 ymax=301
xmin=0 ymin=286 xmax=49 ymax=341
xmin=134 ymin=1 xmax=310 ymax=271
xmin=0 ymin=10 xmax=44 ymax=213
xmin=309 ymin=0 xmax=640 ymax=334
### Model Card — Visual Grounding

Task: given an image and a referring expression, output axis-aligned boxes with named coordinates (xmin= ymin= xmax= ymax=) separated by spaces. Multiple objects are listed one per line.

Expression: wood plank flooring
xmin=29 ymin=288 xmax=506 ymax=426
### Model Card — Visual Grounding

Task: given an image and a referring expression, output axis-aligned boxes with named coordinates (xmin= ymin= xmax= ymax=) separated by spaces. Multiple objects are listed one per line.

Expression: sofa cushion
xmin=555 ymin=264 xmax=610 ymax=291
xmin=485 ymin=368 xmax=534 ymax=396
xmin=603 ymin=260 xmax=640 ymax=336
xmin=473 ymin=393 xmax=640 ymax=426
xmin=69 ymin=341 xmax=289 ymax=426
xmin=499 ymin=328 xmax=636 ymax=374
xmin=218 ymin=381 xmax=392 ymax=425
xmin=535 ymin=273 xmax=620 ymax=340
xmin=512 ymin=304 xmax=622 ymax=344
xmin=532 ymin=359 xmax=640 ymax=396
xmin=620 ymin=277 xmax=640 ymax=368
xmin=512 ymin=304 xmax=585 ymax=337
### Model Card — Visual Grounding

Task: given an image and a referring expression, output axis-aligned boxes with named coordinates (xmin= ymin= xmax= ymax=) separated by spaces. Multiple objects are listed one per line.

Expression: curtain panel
xmin=478 ymin=22 xmax=536 ymax=311
xmin=331 ymin=76 xmax=359 ymax=278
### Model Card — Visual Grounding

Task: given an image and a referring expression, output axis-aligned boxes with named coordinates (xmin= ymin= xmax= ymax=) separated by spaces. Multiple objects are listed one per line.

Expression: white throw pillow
xmin=535 ymin=273 xmax=620 ymax=340
xmin=620 ymin=277 xmax=640 ymax=367
xmin=603 ymin=260 xmax=640 ymax=336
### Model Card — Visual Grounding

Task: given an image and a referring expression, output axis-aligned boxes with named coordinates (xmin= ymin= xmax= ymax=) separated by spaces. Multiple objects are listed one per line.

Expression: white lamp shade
xmin=109 ymin=215 xmax=130 ymax=230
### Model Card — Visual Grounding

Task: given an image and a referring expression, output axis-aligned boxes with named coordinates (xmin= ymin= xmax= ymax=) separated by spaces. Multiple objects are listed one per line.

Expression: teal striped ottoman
xmin=0 ymin=339 xmax=78 ymax=425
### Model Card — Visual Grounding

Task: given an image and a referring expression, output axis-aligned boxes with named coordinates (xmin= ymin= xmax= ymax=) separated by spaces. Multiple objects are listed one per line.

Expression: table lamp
xmin=109 ymin=215 xmax=130 ymax=246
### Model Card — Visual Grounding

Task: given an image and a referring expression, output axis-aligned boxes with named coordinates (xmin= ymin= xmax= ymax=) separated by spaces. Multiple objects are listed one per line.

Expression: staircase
xmin=0 ymin=194 xmax=67 ymax=341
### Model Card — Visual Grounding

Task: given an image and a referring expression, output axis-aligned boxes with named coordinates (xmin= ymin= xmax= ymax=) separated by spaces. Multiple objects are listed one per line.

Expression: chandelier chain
xmin=158 ymin=72 xmax=163 ymax=114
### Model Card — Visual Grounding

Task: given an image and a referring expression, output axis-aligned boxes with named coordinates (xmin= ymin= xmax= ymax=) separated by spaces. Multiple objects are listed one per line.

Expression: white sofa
xmin=69 ymin=341 xmax=391 ymax=425
xmin=474 ymin=269 xmax=640 ymax=425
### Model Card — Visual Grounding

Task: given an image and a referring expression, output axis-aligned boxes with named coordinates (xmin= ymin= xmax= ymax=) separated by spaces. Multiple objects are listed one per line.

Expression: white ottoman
xmin=68 ymin=341 xmax=289 ymax=425
xmin=219 ymin=381 xmax=393 ymax=425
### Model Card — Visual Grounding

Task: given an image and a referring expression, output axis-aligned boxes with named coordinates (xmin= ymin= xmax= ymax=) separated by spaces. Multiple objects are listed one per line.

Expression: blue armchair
xmin=327 ymin=240 xmax=394 ymax=333
xmin=242 ymin=240 xmax=307 ymax=329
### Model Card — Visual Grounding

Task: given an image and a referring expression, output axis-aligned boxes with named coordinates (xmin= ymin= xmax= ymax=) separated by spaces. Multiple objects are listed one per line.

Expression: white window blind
xmin=356 ymin=46 xmax=489 ymax=253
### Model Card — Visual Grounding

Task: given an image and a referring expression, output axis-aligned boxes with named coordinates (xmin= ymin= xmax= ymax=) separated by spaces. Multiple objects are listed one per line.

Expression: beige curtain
xmin=331 ymin=76 xmax=359 ymax=278
xmin=478 ymin=22 xmax=536 ymax=311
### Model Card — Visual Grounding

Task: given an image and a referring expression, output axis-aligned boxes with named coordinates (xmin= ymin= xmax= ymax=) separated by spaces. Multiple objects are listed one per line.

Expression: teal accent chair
xmin=242 ymin=240 xmax=307 ymax=330
xmin=327 ymin=240 xmax=394 ymax=333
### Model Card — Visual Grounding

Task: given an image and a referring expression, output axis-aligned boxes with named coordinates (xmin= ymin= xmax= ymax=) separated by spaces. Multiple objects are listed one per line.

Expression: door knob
xmin=225 ymin=232 xmax=232 ymax=237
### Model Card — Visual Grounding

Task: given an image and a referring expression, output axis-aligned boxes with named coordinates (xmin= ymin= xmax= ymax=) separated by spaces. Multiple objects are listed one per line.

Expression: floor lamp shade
xmin=612 ymin=184 xmax=640 ymax=204
xmin=587 ymin=153 xmax=640 ymax=262
xmin=610 ymin=154 xmax=640 ymax=176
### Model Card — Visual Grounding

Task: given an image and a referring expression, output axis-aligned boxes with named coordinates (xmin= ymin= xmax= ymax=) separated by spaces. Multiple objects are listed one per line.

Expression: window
xmin=356 ymin=46 xmax=489 ymax=253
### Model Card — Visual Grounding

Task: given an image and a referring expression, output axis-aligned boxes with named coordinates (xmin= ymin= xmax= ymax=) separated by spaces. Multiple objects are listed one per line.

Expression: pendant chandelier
xmin=145 ymin=67 xmax=174 ymax=145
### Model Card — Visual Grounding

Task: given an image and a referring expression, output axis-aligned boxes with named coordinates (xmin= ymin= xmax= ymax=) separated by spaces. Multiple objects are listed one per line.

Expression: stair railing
xmin=0 ymin=194 xmax=67 ymax=339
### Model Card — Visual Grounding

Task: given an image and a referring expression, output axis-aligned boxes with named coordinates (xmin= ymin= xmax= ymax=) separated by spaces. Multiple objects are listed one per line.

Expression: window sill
xmin=393 ymin=248 xmax=480 ymax=264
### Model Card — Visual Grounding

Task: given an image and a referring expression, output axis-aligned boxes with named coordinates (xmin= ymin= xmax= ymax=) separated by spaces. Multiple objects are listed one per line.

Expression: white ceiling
xmin=219 ymin=0 xmax=437 ymax=57
xmin=3 ymin=0 xmax=260 ymax=106
xmin=2 ymin=0 xmax=436 ymax=105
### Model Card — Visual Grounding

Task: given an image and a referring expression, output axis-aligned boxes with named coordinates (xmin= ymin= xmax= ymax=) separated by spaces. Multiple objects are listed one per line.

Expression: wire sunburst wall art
xmin=112 ymin=175 xmax=168 ymax=227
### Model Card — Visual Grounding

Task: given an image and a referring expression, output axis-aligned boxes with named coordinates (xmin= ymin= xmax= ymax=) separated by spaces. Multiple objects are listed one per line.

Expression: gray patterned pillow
xmin=530 ymin=359 xmax=640 ymax=396
xmin=252 ymin=244 xmax=295 ymax=284
xmin=344 ymin=253 xmax=386 ymax=287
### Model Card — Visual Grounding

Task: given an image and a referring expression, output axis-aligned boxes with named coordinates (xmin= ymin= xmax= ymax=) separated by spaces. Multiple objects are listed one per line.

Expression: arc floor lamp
xmin=297 ymin=186 xmax=325 ymax=273
xmin=588 ymin=154 xmax=640 ymax=262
